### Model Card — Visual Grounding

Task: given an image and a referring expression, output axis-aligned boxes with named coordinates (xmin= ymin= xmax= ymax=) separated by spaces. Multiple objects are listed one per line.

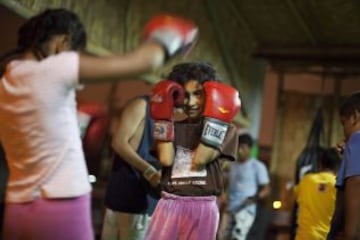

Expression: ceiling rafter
xmin=285 ymin=0 xmax=317 ymax=46
xmin=271 ymin=62 xmax=360 ymax=76
xmin=254 ymin=47 xmax=360 ymax=61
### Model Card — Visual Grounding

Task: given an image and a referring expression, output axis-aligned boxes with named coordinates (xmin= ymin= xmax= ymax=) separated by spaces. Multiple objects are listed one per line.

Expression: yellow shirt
xmin=294 ymin=172 xmax=336 ymax=240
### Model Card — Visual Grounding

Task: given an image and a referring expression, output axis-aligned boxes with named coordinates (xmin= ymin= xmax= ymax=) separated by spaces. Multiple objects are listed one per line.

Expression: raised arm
xmin=79 ymin=14 xmax=198 ymax=83
xmin=192 ymin=81 xmax=241 ymax=169
xmin=79 ymin=43 xmax=164 ymax=82
xmin=149 ymin=80 xmax=185 ymax=166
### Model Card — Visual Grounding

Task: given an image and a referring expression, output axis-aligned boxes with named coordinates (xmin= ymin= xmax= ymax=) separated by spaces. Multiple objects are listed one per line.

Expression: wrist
xmin=142 ymin=166 xmax=157 ymax=181
xmin=144 ymin=42 xmax=166 ymax=67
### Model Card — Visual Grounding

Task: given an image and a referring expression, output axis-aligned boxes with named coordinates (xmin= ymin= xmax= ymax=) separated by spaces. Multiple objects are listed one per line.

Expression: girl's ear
xmin=42 ymin=34 xmax=70 ymax=56
xmin=55 ymin=35 xmax=70 ymax=54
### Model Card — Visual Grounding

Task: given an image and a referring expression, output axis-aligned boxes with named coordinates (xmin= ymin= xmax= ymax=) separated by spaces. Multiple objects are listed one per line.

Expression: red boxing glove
xmin=143 ymin=14 xmax=199 ymax=60
xmin=201 ymin=81 xmax=241 ymax=148
xmin=77 ymin=103 xmax=110 ymax=175
xmin=150 ymin=80 xmax=184 ymax=141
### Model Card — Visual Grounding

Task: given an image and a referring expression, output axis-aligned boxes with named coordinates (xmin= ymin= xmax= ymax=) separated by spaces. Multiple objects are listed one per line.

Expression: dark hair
xmin=167 ymin=62 xmax=220 ymax=85
xmin=339 ymin=91 xmax=360 ymax=118
xmin=4 ymin=8 xmax=86 ymax=58
xmin=238 ymin=133 xmax=253 ymax=148
xmin=1 ymin=8 xmax=86 ymax=68
xmin=320 ymin=148 xmax=340 ymax=171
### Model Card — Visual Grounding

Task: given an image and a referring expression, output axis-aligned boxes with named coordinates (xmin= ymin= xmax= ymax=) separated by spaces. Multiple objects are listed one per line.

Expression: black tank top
xmin=104 ymin=96 xmax=160 ymax=213
xmin=111 ymin=96 xmax=158 ymax=172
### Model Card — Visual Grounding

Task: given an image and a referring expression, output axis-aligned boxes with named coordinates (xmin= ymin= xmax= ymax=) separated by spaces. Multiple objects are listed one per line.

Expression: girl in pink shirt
xmin=0 ymin=8 xmax=198 ymax=240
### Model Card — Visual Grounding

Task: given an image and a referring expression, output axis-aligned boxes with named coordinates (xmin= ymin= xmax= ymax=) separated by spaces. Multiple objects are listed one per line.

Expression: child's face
xmin=238 ymin=143 xmax=251 ymax=161
xmin=183 ymin=79 xmax=205 ymax=120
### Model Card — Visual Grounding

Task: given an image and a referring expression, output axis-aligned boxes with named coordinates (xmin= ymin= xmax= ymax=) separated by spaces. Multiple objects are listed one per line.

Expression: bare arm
xmin=111 ymin=98 xmax=159 ymax=186
xmin=157 ymin=139 xmax=219 ymax=169
xmin=191 ymin=143 xmax=219 ymax=170
xmin=258 ymin=184 xmax=271 ymax=200
xmin=79 ymin=43 xmax=165 ymax=83
xmin=344 ymin=176 xmax=360 ymax=239
xmin=156 ymin=142 xmax=175 ymax=167
xmin=241 ymin=184 xmax=271 ymax=209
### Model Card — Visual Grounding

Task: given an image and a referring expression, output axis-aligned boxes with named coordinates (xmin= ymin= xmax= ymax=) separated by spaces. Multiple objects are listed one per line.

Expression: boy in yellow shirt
xmin=294 ymin=148 xmax=340 ymax=240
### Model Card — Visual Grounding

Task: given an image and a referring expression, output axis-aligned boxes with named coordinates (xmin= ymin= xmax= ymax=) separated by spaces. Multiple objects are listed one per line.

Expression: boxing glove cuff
xmin=201 ymin=117 xmax=229 ymax=149
xmin=153 ymin=120 xmax=174 ymax=141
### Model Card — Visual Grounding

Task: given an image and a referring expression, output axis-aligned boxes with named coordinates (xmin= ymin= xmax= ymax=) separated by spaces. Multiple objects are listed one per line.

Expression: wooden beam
xmin=0 ymin=0 xmax=32 ymax=18
xmin=254 ymin=47 xmax=360 ymax=61
xmin=270 ymin=61 xmax=360 ymax=76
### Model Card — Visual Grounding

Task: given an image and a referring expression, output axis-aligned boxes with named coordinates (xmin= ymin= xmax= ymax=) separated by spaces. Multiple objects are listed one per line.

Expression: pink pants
xmin=145 ymin=192 xmax=219 ymax=240
xmin=2 ymin=193 xmax=94 ymax=240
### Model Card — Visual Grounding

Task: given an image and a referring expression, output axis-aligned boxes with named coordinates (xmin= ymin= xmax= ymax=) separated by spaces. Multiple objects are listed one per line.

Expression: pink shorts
xmin=145 ymin=192 xmax=219 ymax=240
xmin=2 ymin=193 xmax=94 ymax=240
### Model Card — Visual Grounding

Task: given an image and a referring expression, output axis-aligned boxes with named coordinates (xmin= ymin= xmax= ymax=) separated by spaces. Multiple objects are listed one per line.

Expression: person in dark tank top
xmin=102 ymin=95 xmax=161 ymax=240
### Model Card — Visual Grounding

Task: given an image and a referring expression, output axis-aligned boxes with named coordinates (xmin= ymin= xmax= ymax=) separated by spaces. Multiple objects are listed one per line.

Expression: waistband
xmin=161 ymin=191 xmax=217 ymax=202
